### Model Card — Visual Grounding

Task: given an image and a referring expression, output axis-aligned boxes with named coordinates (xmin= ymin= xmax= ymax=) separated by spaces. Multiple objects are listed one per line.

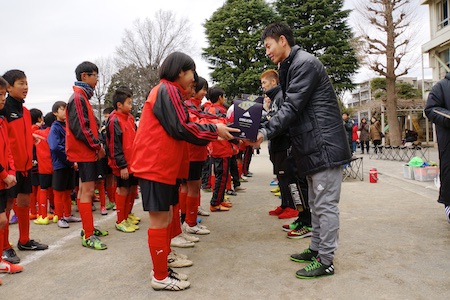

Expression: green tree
xmin=274 ymin=0 xmax=359 ymax=95
xmin=371 ymin=77 xmax=421 ymax=100
xmin=203 ymin=0 xmax=278 ymax=98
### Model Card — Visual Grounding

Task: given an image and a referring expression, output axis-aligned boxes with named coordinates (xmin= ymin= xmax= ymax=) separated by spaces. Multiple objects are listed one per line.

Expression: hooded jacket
xmin=261 ymin=45 xmax=351 ymax=176
xmin=48 ymin=120 xmax=73 ymax=171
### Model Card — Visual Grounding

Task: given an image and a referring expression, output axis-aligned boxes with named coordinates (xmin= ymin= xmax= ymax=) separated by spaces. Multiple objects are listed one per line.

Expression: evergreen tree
xmin=274 ymin=0 xmax=359 ymax=94
xmin=203 ymin=0 xmax=278 ymax=98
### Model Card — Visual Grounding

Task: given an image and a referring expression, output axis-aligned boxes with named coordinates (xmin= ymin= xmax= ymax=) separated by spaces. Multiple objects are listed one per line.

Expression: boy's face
xmin=194 ymin=87 xmax=207 ymax=101
xmin=0 ymin=87 xmax=7 ymax=110
xmin=7 ymin=77 xmax=28 ymax=100
xmin=177 ymin=69 xmax=195 ymax=91
xmin=81 ymin=72 xmax=98 ymax=88
xmin=118 ymin=98 xmax=133 ymax=114
xmin=54 ymin=106 xmax=66 ymax=121
xmin=264 ymin=36 xmax=290 ymax=65
xmin=261 ymin=76 xmax=277 ymax=92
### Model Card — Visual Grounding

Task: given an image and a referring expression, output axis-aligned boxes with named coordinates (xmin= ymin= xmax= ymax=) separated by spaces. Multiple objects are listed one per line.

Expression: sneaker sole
xmin=287 ymin=233 xmax=312 ymax=239
xmin=295 ymin=272 xmax=334 ymax=279
xmin=290 ymin=257 xmax=314 ymax=263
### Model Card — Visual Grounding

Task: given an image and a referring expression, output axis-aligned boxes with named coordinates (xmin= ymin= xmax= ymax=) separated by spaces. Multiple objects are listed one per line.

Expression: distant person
xmin=342 ymin=112 xmax=353 ymax=155
xmin=1 ymin=69 xmax=48 ymax=266
xmin=254 ymin=22 xmax=351 ymax=279
xmin=370 ymin=117 xmax=383 ymax=153
xmin=424 ymin=73 xmax=450 ymax=223
xmin=130 ymin=52 xmax=238 ymax=291
xmin=0 ymin=76 xmax=22 ymax=281
xmin=66 ymin=61 xmax=109 ymax=250
xmin=359 ymin=117 xmax=370 ymax=154
xmin=352 ymin=122 xmax=358 ymax=154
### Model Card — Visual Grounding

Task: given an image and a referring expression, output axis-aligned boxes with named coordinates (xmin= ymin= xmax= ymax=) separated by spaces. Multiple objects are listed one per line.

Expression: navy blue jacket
xmin=48 ymin=120 xmax=73 ymax=170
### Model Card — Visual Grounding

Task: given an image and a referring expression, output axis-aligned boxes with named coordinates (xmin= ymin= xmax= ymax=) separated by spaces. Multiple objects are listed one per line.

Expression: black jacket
xmin=261 ymin=46 xmax=351 ymax=176
xmin=262 ymin=85 xmax=290 ymax=153
xmin=424 ymin=73 xmax=450 ymax=204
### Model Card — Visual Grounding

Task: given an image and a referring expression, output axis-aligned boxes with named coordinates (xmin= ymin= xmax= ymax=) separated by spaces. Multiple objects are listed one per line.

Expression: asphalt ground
xmin=1 ymin=142 xmax=449 ymax=300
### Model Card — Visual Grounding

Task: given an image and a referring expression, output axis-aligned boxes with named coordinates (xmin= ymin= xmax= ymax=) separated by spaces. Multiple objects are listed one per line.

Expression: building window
xmin=438 ymin=0 xmax=450 ymax=30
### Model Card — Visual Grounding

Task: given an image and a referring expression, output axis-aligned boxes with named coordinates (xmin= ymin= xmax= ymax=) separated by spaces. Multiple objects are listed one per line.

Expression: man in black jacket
xmin=253 ymin=22 xmax=351 ymax=279
xmin=424 ymin=73 xmax=450 ymax=223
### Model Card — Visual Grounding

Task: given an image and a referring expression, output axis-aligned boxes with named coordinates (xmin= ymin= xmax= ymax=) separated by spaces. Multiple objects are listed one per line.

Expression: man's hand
xmin=216 ymin=123 xmax=240 ymax=140
xmin=120 ymin=168 xmax=129 ymax=180
xmin=97 ymin=144 xmax=106 ymax=160
xmin=3 ymin=174 xmax=17 ymax=189
xmin=247 ymin=132 xmax=264 ymax=148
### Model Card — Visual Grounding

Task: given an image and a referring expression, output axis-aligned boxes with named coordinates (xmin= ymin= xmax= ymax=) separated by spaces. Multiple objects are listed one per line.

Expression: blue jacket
xmin=48 ymin=120 xmax=73 ymax=170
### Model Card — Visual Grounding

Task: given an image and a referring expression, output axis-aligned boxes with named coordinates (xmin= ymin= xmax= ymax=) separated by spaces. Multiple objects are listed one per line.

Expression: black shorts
xmin=0 ymin=189 xmax=7 ymax=213
xmin=116 ymin=174 xmax=139 ymax=188
xmin=39 ymin=174 xmax=53 ymax=189
xmin=139 ymin=179 xmax=178 ymax=212
xmin=78 ymin=162 xmax=99 ymax=183
xmin=7 ymin=170 xmax=32 ymax=199
xmin=53 ymin=168 xmax=76 ymax=191
xmin=31 ymin=173 xmax=40 ymax=187
xmin=96 ymin=158 xmax=107 ymax=179
xmin=188 ymin=161 xmax=204 ymax=181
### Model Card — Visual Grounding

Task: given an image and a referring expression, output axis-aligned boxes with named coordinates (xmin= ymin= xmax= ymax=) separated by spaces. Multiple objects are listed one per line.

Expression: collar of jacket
xmin=265 ymin=85 xmax=281 ymax=101
xmin=279 ymin=45 xmax=301 ymax=95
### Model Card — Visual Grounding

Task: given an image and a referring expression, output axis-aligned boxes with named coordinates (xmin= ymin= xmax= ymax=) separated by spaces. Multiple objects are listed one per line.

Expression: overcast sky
xmin=0 ymin=0 xmax=430 ymax=112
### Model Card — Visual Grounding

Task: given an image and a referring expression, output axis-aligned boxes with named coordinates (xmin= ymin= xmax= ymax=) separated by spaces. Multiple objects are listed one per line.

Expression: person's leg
xmin=148 ymin=211 xmax=171 ymax=280
xmin=307 ymin=167 xmax=342 ymax=265
xmin=78 ymin=180 xmax=96 ymax=237
xmin=229 ymin=155 xmax=240 ymax=190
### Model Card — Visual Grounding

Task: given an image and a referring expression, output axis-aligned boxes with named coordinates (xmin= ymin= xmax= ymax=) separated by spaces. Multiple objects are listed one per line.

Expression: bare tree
xmin=92 ymin=56 xmax=115 ymax=123
xmin=113 ymin=10 xmax=195 ymax=110
xmin=355 ymin=0 xmax=420 ymax=145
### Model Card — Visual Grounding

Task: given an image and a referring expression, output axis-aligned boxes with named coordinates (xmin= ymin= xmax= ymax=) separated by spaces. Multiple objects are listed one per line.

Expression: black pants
xmin=229 ymin=155 xmax=240 ymax=189
xmin=360 ymin=141 xmax=369 ymax=153
xmin=210 ymin=157 xmax=230 ymax=206
xmin=201 ymin=156 xmax=212 ymax=189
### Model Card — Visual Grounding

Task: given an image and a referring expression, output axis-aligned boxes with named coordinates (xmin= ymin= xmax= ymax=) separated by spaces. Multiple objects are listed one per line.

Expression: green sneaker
xmin=295 ymin=257 xmax=334 ymax=279
xmin=82 ymin=235 xmax=107 ymax=250
xmin=105 ymin=201 xmax=115 ymax=210
xmin=80 ymin=228 xmax=109 ymax=238
xmin=290 ymin=248 xmax=318 ymax=263
xmin=282 ymin=218 xmax=303 ymax=232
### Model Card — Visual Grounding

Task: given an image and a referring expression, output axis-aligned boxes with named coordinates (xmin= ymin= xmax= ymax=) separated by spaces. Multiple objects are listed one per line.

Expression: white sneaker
xmin=180 ymin=232 xmax=200 ymax=243
xmin=151 ymin=275 xmax=190 ymax=291
xmin=198 ymin=206 xmax=210 ymax=216
xmin=167 ymin=253 xmax=193 ymax=268
xmin=64 ymin=215 xmax=81 ymax=222
xmin=182 ymin=222 xmax=210 ymax=235
xmin=151 ymin=268 xmax=188 ymax=281
xmin=170 ymin=250 xmax=188 ymax=260
xmin=170 ymin=236 xmax=195 ymax=248
xmin=57 ymin=219 xmax=70 ymax=228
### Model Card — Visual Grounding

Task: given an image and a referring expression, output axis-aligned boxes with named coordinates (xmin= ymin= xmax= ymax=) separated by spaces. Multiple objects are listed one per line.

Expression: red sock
xmin=185 ymin=196 xmax=198 ymax=227
xmin=38 ymin=189 xmax=48 ymax=218
xmin=148 ymin=228 xmax=169 ymax=280
xmin=15 ymin=205 xmax=30 ymax=245
xmin=98 ymin=181 xmax=106 ymax=207
xmin=30 ymin=186 xmax=38 ymax=215
xmin=64 ymin=190 xmax=73 ymax=217
xmin=47 ymin=188 xmax=54 ymax=211
xmin=166 ymin=222 xmax=173 ymax=251
xmin=106 ymin=185 xmax=116 ymax=204
xmin=0 ymin=226 xmax=4 ymax=258
xmin=53 ymin=190 xmax=64 ymax=219
xmin=170 ymin=204 xmax=182 ymax=238
xmin=115 ymin=193 xmax=127 ymax=224
xmin=179 ymin=191 xmax=187 ymax=216
xmin=78 ymin=202 xmax=94 ymax=238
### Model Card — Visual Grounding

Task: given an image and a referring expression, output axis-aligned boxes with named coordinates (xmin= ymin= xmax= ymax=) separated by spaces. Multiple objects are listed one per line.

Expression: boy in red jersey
xmin=105 ymin=87 xmax=138 ymax=233
xmin=0 ymin=76 xmax=23 ymax=284
xmin=131 ymin=52 xmax=238 ymax=291
xmin=66 ymin=61 xmax=108 ymax=250
xmin=0 ymin=70 xmax=48 ymax=266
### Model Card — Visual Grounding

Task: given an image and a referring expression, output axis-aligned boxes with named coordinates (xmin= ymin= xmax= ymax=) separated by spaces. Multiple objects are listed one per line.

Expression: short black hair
xmin=195 ymin=77 xmax=208 ymax=93
xmin=75 ymin=61 xmax=98 ymax=81
xmin=208 ymin=86 xmax=225 ymax=103
xmin=159 ymin=52 xmax=196 ymax=81
xmin=2 ymin=69 xmax=26 ymax=86
xmin=112 ymin=86 xmax=133 ymax=109
xmin=261 ymin=22 xmax=295 ymax=47
xmin=103 ymin=107 xmax=114 ymax=114
xmin=30 ymin=108 xmax=43 ymax=124
xmin=0 ymin=76 xmax=8 ymax=89
xmin=52 ymin=101 xmax=67 ymax=113
xmin=44 ymin=112 xmax=56 ymax=127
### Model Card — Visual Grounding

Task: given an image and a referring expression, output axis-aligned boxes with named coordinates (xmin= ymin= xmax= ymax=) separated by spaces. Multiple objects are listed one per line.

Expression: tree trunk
xmin=385 ymin=80 xmax=401 ymax=145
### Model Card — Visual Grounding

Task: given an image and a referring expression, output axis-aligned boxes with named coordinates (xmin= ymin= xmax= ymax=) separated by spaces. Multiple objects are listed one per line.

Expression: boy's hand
xmin=120 ymin=168 xmax=129 ymax=180
xmin=247 ymin=132 xmax=264 ymax=148
xmin=97 ymin=144 xmax=106 ymax=160
xmin=216 ymin=123 xmax=240 ymax=140
xmin=3 ymin=175 xmax=17 ymax=189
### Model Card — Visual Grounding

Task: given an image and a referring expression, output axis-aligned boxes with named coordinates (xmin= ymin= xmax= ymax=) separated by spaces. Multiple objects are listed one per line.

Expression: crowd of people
xmin=0 ymin=21 xmax=380 ymax=290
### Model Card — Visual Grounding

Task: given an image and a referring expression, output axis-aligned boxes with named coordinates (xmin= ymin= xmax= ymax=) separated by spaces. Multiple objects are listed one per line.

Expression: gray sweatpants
xmin=307 ymin=166 xmax=342 ymax=265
